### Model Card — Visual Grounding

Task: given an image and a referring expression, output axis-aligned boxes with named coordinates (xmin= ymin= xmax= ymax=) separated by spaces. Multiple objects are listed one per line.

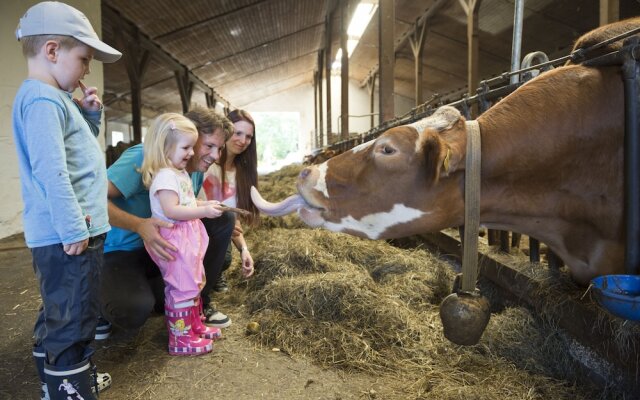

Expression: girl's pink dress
xmin=146 ymin=168 xmax=208 ymax=306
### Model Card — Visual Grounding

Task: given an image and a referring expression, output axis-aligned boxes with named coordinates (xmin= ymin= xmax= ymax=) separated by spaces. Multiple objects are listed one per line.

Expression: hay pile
xmin=223 ymin=165 xmax=629 ymax=399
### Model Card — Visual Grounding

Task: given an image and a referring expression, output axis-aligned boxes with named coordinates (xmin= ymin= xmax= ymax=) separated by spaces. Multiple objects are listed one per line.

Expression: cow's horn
xmin=250 ymin=186 xmax=306 ymax=216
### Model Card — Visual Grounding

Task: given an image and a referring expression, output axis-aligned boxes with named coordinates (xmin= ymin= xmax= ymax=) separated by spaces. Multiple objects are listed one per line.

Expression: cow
xmin=251 ymin=20 xmax=638 ymax=286
xmin=569 ymin=17 xmax=640 ymax=63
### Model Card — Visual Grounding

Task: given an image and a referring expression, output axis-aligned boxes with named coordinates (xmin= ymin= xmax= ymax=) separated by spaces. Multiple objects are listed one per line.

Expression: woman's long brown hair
xmin=221 ymin=109 xmax=259 ymax=227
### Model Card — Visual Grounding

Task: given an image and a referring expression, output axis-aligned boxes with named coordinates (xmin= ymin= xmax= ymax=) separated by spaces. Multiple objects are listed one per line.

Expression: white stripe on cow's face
xmin=352 ymin=140 xmax=374 ymax=153
xmin=324 ymin=204 xmax=429 ymax=239
xmin=313 ymin=162 xmax=329 ymax=198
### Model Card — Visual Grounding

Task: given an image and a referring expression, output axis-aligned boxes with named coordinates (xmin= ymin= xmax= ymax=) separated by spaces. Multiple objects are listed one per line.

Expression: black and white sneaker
xmin=95 ymin=316 xmax=112 ymax=340
xmin=204 ymin=306 xmax=232 ymax=328
xmin=93 ymin=371 xmax=112 ymax=393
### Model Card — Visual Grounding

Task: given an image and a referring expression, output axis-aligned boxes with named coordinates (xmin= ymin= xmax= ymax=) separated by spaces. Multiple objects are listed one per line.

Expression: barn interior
xmin=1 ymin=0 xmax=640 ymax=399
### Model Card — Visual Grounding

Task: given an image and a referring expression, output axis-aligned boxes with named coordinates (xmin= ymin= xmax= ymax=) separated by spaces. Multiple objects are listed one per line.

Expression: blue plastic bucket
xmin=591 ymin=274 xmax=640 ymax=321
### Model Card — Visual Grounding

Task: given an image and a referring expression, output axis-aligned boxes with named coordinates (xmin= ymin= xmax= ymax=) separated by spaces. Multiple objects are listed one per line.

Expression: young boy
xmin=12 ymin=2 xmax=121 ymax=399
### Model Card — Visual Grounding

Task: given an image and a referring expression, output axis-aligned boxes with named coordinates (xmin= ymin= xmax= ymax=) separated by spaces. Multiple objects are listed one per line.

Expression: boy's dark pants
xmin=32 ymin=235 xmax=104 ymax=366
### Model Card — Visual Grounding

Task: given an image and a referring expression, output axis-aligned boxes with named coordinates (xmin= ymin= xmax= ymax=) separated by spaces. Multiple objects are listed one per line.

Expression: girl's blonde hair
xmin=140 ymin=113 xmax=198 ymax=188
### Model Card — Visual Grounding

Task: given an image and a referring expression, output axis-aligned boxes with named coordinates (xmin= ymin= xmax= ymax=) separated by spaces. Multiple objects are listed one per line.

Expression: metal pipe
xmin=510 ymin=0 xmax=525 ymax=85
xmin=492 ymin=0 xmax=519 ymax=259
xmin=622 ymin=37 xmax=640 ymax=275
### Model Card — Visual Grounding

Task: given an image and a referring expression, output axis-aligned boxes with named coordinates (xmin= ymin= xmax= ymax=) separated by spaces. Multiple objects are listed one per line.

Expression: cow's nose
xmin=298 ymin=166 xmax=319 ymax=191
xmin=299 ymin=167 xmax=312 ymax=180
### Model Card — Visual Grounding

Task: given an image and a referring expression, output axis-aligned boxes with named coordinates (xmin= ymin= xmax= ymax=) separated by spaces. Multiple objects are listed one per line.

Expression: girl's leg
xmin=190 ymin=296 xmax=222 ymax=340
xmin=164 ymin=299 xmax=213 ymax=356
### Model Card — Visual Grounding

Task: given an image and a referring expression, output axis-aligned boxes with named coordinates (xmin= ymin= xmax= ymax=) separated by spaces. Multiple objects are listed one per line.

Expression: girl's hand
xmin=75 ymin=81 xmax=103 ymax=112
xmin=202 ymin=203 xmax=223 ymax=218
xmin=240 ymin=248 xmax=254 ymax=278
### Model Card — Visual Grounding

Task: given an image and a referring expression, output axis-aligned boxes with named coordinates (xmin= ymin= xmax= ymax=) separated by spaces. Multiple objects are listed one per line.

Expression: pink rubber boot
xmin=165 ymin=304 xmax=213 ymax=356
xmin=192 ymin=299 xmax=222 ymax=340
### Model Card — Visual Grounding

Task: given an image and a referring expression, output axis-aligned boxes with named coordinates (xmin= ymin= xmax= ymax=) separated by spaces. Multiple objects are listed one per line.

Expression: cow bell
xmin=439 ymin=289 xmax=491 ymax=346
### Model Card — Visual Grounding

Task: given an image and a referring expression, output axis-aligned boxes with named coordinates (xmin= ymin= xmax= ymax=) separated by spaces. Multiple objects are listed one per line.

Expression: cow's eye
xmin=381 ymin=145 xmax=395 ymax=155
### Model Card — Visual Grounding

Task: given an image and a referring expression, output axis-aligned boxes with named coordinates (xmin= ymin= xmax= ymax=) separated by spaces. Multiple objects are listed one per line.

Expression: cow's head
xmin=251 ymin=106 xmax=470 ymax=239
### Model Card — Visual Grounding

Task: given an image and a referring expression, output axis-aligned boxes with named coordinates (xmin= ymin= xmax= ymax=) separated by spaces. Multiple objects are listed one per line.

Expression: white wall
xmin=244 ymin=83 xmax=316 ymax=153
xmin=245 ymin=76 xmax=416 ymax=153
xmin=0 ymin=0 xmax=106 ymax=239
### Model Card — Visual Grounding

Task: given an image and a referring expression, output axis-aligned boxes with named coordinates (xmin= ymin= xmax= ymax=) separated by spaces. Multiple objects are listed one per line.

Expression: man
xmin=100 ymin=106 xmax=235 ymax=334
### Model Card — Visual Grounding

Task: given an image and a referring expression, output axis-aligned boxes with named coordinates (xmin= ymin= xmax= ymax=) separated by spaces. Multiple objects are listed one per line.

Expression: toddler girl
xmin=140 ymin=113 xmax=222 ymax=356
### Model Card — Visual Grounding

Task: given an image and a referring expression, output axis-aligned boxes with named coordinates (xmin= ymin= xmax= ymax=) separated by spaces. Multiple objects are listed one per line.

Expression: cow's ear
xmin=421 ymin=132 xmax=443 ymax=186
xmin=421 ymin=120 xmax=466 ymax=183
xmin=437 ymin=117 xmax=466 ymax=177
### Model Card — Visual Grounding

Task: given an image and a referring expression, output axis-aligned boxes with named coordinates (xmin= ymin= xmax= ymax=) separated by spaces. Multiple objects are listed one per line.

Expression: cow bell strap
xmin=461 ymin=120 xmax=482 ymax=293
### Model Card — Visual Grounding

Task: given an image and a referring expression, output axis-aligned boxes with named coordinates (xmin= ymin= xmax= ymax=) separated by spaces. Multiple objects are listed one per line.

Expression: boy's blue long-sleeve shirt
xmin=12 ymin=79 xmax=110 ymax=248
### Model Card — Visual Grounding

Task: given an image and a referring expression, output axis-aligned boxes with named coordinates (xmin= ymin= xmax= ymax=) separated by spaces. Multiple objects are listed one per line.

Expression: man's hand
xmin=63 ymin=239 xmax=89 ymax=255
xmin=137 ymin=217 xmax=177 ymax=261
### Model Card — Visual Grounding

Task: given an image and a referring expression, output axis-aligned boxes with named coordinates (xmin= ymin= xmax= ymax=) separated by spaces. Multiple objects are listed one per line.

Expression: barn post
xmin=409 ymin=17 xmax=428 ymax=106
xmin=314 ymin=70 xmax=319 ymax=148
xmin=599 ymin=0 xmax=619 ymax=26
xmin=317 ymin=50 xmax=325 ymax=147
xmin=114 ymin=25 xmax=150 ymax=144
xmin=205 ymin=91 xmax=217 ymax=110
xmin=340 ymin=0 xmax=350 ymax=141
xmin=175 ymin=68 xmax=194 ymax=114
xmin=367 ymin=73 xmax=377 ymax=129
xmin=378 ymin=0 xmax=395 ymax=123
xmin=325 ymin=10 xmax=334 ymax=145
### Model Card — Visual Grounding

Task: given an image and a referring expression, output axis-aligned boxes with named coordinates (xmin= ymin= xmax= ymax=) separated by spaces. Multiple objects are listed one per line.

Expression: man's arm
xmin=107 ymin=181 xmax=177 ymax=261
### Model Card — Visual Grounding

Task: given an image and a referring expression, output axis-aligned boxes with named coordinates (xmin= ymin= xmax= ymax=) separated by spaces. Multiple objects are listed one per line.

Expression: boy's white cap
xmin=15 ymin=1 xmax=122 ymax=63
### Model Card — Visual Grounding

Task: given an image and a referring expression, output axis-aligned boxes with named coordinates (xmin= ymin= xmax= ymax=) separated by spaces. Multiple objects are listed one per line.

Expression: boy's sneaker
xmin=212 ymin=275 xmax=229 ymax=292
xmin=95 ymin=316 xmax=112 ymax=340
xmin=203 ymin=306 xmax=232 ymax=328
xmin=93 ymin=371 xmax=112 ymax=393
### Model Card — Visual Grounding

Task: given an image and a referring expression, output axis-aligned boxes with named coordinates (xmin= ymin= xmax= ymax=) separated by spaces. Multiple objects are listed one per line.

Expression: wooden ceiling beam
xmin=103 ymin=4 xmax=230 ymax=108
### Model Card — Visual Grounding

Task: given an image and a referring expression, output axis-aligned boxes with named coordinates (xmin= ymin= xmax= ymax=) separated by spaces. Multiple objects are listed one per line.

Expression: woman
xmin=202 ymin=109 xmax=259 ymax=290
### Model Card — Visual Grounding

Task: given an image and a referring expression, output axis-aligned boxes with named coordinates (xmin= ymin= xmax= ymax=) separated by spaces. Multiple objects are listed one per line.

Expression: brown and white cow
xmin=252 ymin=25 xmax=636 ymax=285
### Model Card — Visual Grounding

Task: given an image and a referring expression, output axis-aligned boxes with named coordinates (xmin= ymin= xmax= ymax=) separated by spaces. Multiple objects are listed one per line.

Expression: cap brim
xmin=77 ymin=36 xmax=122 ymax=63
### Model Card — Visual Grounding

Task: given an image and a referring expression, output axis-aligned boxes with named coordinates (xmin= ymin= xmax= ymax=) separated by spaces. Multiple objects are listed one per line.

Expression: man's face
xmin=187 ymin=128 xmax=225 ymax=173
